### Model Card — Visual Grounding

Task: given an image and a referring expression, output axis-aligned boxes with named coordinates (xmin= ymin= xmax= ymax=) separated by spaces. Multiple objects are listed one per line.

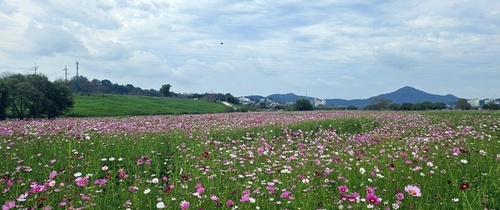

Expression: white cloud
xmin=1 ymin=0 xmax=499 ymax=99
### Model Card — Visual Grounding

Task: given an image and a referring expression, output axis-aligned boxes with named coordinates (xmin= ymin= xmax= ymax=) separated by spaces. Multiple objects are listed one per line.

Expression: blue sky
xmin=1 ymin=0 xmax=499 ymax=99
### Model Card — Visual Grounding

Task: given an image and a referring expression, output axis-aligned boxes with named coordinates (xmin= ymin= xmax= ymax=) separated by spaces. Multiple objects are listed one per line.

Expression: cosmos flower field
xmin=1 ymin=111 xmax=499 ymax=209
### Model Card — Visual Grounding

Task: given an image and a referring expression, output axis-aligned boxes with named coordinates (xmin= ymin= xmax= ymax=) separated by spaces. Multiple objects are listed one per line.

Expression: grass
xmin=1 ymin=111 xmax=499 ymax=209
xmin=65 ymin=94 xmax=229 ymax=117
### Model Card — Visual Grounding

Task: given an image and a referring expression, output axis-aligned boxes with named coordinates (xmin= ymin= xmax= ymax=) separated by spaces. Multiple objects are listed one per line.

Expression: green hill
xmin=65 ymin=94 xmax=229 ymax=117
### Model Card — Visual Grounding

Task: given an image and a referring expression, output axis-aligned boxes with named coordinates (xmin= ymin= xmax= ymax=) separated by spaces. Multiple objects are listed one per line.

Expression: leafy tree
xmin=482 ymin=102 xmax=500 ymax=110
xmin=3 ymin=74 xmax=73 ymax=119
xmin=225 ymin=93 xmax=240 ymax=104
xmin=346 ymin=105 xmax=358 ymax=110
xmin=294 ymin=98 xmax=313 ymax=111
xmin=258 ymin=102 xmax=267 ymax=109
xmin=46 ymin=81 xmax=74 ymax=118
xmin=0 ymin=79 xmax=8 ymax=120
xmin=69 ymin=75 xmax=92 ymax=93
xmin=400 ymin=103 xmax=414 ymax=110
xmin=432 ymin=102 xmax=447 ymax=110
xmin=160 ymin=84 xmax=172 ymax=97
xmin=366 ymin=97 xmax=392 ymax=110
xmin=388 ymin=103 xmax=401 ymax=110
xmin=455 ymin=99 xmax=471 ymax=110
xmin=371 ymin=97 xmax=392 ymax=110
xmin=420 ymin=101 xmax=434 ymax=110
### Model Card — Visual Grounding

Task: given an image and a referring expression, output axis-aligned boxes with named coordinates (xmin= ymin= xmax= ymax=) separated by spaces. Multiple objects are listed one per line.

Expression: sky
xmin=1 ymin=0 xmax=499 ymax=100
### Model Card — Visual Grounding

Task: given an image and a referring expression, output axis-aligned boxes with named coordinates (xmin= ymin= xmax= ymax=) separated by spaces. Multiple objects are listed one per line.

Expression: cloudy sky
xmin=1 ymin=0 xmax=499 ymax=99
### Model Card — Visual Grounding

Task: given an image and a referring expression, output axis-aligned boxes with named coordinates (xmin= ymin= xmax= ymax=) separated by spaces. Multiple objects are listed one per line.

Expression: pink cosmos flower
xmin=338 ymin=185 xmax=348 ymax=194
xmin=75 ymin=177 xmax=89 ymax=187
xmin=404 ymin=184 xmax=422 ymax=197
xmin=240 ymin=194 xmax=250 ymax=202
xmin=366 ymin=193 xmax=381 ymax=205
xmin=226 ymin=200 xmax=234 ymax=207
xmin=16 ymin=192 xmax=28 ymax=202
xmin=2 ymin=201 xmax=15 ymax=210
xmin=365 ymin=186 xmax=376 ymax=195
xmin=128 ymin=186 xmax=139 ymax=192
xmin=210 ymin=194 xmax=220 ymax=202
xmin=257 ymin=147 xmax=264 ymax=155
xmin=49 ymin=171 xmax=58 ymax=179
xmin=30 ymin=184 xmax=47 ymax=194
xmin=196 ymin=187 xmax=205 ymax=194
xmin=119 ymin=172 xmax=129 ymax=179
xmin=94 ymin=179 xmax=107 ymax=185
xmin=81 ymin=194 xmax=90 ymax=201
xmin=396 ymin=192 xmax=404 ymax=200
xmin=180 ymin=200 xmax=189 ymax=210
xmin=451 ymin=148 xmax=461 ymax=156
xmin=123 ymin=200 xmax=131 ymax=207
xmin=59 ymin=201 xmax=67 ymax=207
xmin=280 ymin=191 xmax=291 ymax=199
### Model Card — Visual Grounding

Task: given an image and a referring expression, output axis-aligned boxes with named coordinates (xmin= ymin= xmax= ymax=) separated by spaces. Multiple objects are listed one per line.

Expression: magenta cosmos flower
xmin=366 ymin=194 xmax=381 ymax=205
xmin=404 ymin=184 xmax=422 ymax=197
xmin=180 ymin=200 xmax=190 ymax=210
xmin=75 ymin=177 xmax=89 ymax=187
xmin=338 ymin=185 xmax=348 ymax=194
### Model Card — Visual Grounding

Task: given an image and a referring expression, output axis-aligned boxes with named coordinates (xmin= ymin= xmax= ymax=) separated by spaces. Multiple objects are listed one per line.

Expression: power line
xmin=31 ymin=63 xmax=39 ymax=75
xmin=63 ymin=65 xmax=69 ymax=83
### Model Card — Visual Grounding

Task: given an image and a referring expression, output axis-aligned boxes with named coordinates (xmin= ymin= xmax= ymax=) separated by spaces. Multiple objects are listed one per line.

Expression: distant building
xmin=238 ymin=97 xmax=255 ymax=105
xmin=484 ymin=98 xmax=499 ymax=105
xmin=467 ymin=98 xmax=480 ymax=108
xmin=314 ymin=98 xmax=326 ymax=106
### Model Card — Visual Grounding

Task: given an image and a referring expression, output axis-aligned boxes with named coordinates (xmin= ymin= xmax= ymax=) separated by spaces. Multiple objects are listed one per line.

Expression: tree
xmin=3 ymin=74 xmax=74 ymax=119
xmin=400 ymin=103 xmax=414 ymax=110
xmin=367 ymin=97 xmax=392 ymax=110
xmin=225 ymin=93 xmax=240 ymax=104
xmin=46 ymin=81 xmax=74 ymax=118
xmin=294 ymin=98 xmax=313 ymax=111
xmin=160 ymin=84 xmax=171 ymax=97
xmin=432 ymin=102 xmax=447 ymax=110
xmin=346 ymin=105 xmax=358 ymax=110
xmin=388 ymin=103 xmax=400 ymax=110
xmin=455 ymin=99 xmax=471 ymax=110
xmin=482 ymin=102 xmax=500 ymax=110
xmin=0 ymin=79 xmax=8 ymax=120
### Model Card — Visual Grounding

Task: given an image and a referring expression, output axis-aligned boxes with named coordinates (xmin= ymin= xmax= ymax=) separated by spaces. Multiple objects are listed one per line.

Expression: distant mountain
xmin=374 ymin=86 xmax=459 ymax=104
xmin=328 ymin=86 xmax=459 ymax=106
xmin=267 ymin=93 xmax=313 ymax=103
xmin=244 ymin=86 xmax=459 ymax=107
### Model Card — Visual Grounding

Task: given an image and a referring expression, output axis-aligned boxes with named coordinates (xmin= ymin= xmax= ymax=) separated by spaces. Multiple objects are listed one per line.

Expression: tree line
xmin=0 ymin=73 xmax=73 ymax=120
xmin=362 ymin=97 xmax=500 ymax=111
xmin=67 ymin=75 xmax=240 ymax=104
xmin=0 ymin=73 xmax=241 ymax=120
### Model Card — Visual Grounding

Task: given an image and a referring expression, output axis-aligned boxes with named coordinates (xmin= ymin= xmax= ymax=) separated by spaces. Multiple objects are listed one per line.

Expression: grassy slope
xmin=65 ymin=94 xmax=228 ymax=117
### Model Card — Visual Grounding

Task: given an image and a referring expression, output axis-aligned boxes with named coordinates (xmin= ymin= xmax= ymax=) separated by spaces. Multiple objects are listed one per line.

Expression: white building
xmin=314 ymin=98 xmax=326 ymax=106
xmin=484 ymin=98 xmax=499 ymax=105
xmin=238 ymin=97 xmax=254 ymax=105
xmin=467 ymin=98 xmax=480 ymax=107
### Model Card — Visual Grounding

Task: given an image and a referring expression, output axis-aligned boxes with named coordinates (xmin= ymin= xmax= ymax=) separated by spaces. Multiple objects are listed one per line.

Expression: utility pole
xmin=75 ymin=61 xmax=79 ymax=78
xmin=31 ymin=63 xmax=39 ymax=75
xmin=63 ymin=65 xmax=69 ymax=83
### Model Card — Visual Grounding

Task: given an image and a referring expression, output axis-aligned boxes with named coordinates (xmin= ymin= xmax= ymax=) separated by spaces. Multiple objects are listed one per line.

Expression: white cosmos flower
xmin=360 ymin=168 xmax=366 ymax=174
xmin=156 ymin=201 xmax=165 ymax=209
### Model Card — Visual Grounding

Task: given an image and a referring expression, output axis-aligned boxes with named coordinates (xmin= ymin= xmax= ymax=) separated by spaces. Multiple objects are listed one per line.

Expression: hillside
xmin=65 ymin=94 xmax=228 ymax=117
xmin=249 ymin=86 xmax=459 ymax=107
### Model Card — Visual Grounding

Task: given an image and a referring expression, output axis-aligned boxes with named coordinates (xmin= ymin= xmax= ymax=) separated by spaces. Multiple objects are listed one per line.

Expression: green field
xmin=65 ymin=94 xmax=229 ymax=117
xmin=1 ymin=111 xmax=499 ymax=209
